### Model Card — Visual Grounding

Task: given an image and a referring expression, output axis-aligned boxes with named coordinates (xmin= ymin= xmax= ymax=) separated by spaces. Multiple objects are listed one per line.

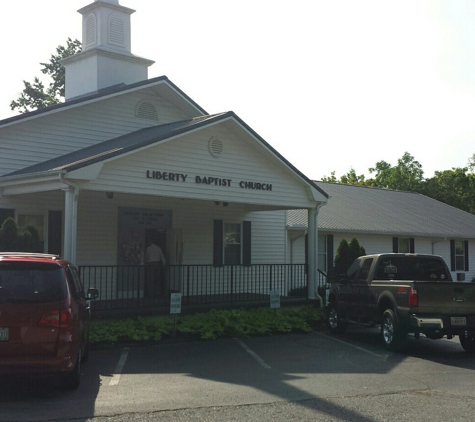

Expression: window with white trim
xmin=398 ymin=238 xmax=410 ymax=253
xmin=455 ymin=240 xmax=466 ymax=271
xmin=224 ymin=223 xmax=241 ymax=265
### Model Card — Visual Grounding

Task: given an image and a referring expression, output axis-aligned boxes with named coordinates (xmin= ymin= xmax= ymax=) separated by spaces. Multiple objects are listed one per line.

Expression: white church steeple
xmin=62 ymin=0 xmax=154 ymax=100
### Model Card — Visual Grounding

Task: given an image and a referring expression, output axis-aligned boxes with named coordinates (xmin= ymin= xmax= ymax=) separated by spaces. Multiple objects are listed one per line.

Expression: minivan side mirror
xmin=87 ymin=288 xmax=99 ymax=300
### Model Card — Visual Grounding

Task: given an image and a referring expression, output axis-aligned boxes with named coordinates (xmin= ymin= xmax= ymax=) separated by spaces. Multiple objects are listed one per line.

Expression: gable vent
xmin=85 ymin=14 xmax=97 ymax=48
xmin=136 ymin=101 xmax=159 ymax=121
xmin=109 ymin=14 xmax=125 ymax=47
xmin=208 ymin=137 xmax=224 ymax=158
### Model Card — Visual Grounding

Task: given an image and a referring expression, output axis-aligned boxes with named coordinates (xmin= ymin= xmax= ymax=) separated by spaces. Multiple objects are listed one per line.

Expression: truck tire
xmin=459 ymin=331 xmax=475 ymax=353
xmin=381 ymin=309 xmax=406 ymax=352
xmin=327 ymin=303 xmax=347 ymax=334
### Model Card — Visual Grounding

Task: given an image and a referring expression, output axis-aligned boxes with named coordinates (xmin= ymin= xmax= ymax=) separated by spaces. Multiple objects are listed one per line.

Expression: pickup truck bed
xmin=327 ymin=253 xmax=475 ymax=352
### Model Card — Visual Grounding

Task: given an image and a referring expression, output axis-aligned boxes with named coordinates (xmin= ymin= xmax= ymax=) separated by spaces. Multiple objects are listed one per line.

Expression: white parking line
xmin=109 ymin=347 xmax=130 ymax=386
xmin=316 ymin=332 xmax=389 ymax=360
xmin=235 ymin=338 xmax=271 ymax=369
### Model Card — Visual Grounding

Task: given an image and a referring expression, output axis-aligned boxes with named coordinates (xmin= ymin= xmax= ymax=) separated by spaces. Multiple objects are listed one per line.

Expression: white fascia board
xmin=0 ymin=172 xmax=60 ymax=187
xmin=0 ymin=172 xmax=64 ymax=196
xmin=67 ymin=162 xmax=104 ymax=180
xmin=310 ymin=186 xmax=328 ymax=203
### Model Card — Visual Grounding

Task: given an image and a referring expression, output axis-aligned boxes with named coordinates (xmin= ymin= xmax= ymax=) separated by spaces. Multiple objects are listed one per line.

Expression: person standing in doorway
xmin=145 ymin=239 xmax=166 ymax=298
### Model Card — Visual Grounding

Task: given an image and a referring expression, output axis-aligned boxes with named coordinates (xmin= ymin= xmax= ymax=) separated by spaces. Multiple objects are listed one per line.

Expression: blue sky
xmin=1 ymin=0 xmax=475 ymax=181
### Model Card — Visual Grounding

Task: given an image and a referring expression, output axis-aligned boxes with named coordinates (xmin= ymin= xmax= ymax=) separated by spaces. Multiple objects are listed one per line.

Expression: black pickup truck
xmin=327 ymin=253 xmax=475 ymax=352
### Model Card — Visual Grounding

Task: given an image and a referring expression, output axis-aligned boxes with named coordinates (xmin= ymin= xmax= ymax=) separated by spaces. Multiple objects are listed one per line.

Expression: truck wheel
xmin=459 ymin=331 xmax=475 ymax=353
xmin=327 ymin=303 xmax=347 ymax=334
xmin=381 ymin=309 xmax=406 ymax=352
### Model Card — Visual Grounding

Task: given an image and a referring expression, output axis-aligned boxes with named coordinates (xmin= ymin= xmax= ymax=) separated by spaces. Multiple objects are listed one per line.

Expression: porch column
xmin=307 ymin=206 xmax=323 ymax=305
xmin=63 ymin=186 xmax=79 ymax=263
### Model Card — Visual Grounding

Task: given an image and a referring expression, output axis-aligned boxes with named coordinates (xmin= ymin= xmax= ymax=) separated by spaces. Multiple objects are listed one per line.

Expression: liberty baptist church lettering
xmin=146 ymin=170 xmax=273 ymax=191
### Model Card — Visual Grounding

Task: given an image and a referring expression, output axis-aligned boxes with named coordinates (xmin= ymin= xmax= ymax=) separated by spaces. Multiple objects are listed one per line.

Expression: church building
xmin=0 ymin=0 xmax=328 ymax=312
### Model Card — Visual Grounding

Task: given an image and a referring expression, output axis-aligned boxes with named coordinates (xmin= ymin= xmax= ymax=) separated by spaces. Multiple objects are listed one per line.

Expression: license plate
xmin=451 ymin=317 xmax=467 ymax=326
xmin=0 ymin=327 xmax=8 ymax=341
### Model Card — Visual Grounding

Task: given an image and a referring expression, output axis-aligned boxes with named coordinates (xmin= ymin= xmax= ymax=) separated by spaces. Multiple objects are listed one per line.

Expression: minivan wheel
xmin=381 ymin=309 xmax=406 ymax=352
xmin=459 ymin=331 xmax=475 ymax=353
xmin=82 ymin=334 xmax=90 ymax=363
xmin=327 ymin=303 xmax=347 ymax=334
xmin=61 ymin=347 xmax=82 ymax=390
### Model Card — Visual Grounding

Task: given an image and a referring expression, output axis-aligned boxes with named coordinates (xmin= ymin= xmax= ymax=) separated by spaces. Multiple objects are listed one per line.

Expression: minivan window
xmin=0 ymin=262 xmax=67 ymax=303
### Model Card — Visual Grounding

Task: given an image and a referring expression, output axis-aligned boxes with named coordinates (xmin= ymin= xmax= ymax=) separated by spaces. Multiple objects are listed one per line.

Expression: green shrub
xmin=90 ymin=305 xmax=325 ymax=344
xmin=0 ymin=219 xmax=42 ymax=252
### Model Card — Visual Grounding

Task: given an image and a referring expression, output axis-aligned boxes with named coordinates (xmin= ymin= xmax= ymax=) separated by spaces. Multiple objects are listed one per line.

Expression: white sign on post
xmin=170 ymin=292 xmax=182 ymax=314
xmin=269 ymin=289 xmax=280 ymax=309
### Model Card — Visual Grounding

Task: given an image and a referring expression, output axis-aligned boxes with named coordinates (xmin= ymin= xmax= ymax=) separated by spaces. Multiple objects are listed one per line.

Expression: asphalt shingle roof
xmin=287 ymin=181 xmax=475 ymax=238
xmin=4 ymin=113 xmax=227 ymax=176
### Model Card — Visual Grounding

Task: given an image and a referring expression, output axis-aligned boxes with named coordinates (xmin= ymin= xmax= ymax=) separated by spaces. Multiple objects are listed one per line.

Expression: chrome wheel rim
xmin=328 ymin=307 xmax=338 ymax=329
xmin=382 ymin=316 xmax=394 ymax=344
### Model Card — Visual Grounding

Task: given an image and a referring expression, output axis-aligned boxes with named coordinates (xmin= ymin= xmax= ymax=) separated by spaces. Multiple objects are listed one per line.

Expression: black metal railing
xmin=79 ymin=263 xmax=308 ymax=313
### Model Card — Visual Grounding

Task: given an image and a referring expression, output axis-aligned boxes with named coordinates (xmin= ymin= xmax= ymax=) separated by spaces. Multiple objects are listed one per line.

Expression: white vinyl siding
xmin=0 ymin=92 xmax=191 ymax=176
xmin=83 ymin=124 xmax=316 ymax=209
xmin=57 ymin=191 xmax=289 ymax=267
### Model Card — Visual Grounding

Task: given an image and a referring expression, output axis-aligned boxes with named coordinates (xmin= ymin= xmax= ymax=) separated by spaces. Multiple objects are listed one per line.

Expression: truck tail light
xmin=408 ymin=288 xmax=418 ymax=307
xmin=39 ymin=308 xmax=73 ymax=328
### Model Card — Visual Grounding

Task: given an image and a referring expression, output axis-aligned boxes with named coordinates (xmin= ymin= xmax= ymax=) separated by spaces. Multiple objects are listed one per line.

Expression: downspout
xmin=59 ymin=173 xmax=80 ymax=263
xmin=308 ymin=203 xmax=325 ymax=308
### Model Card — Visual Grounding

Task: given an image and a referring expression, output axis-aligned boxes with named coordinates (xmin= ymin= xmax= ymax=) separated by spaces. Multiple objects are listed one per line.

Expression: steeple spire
xmin=62 ymin=0 xmax=154 ymax=100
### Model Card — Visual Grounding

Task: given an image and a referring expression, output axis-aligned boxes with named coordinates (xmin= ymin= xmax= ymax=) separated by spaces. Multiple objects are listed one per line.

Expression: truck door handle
xmin=453 ymin=297 xmax=465 ymax=302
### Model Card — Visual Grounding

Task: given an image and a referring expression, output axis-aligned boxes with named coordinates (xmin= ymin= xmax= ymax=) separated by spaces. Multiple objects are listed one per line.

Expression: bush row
xmin=90 ymin=305 xmax=326 ymax=344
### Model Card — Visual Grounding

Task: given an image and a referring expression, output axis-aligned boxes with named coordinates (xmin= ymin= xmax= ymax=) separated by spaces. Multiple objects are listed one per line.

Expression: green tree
xmin=334 ymin=238 xmax=366 ymax=277
xmin=423 ymin=167 xmax=475 ymax=214
xmin=468 ymin=153 xmax=475 ymax=172
xmin=368 ymin=152 xmax=424 ymax=191
xmin=0 ymin=218 xmax=42 ymax=252
xmin=10 ymin=38 xmax=82 ymax=113
xmin=322 ymin=169 xmax=366 ymax=185
xmin=340 ymin=168 xmax=366 ymax=186
xmin=348 ymin=238 xmax=366 ymax=260
xmin=0 ymin=218 xmax=18 ymax=251
xmin=321 ymin=152 xmax=475 ymax=215
xmin=334 ymin=239 xmax=351 ymax=277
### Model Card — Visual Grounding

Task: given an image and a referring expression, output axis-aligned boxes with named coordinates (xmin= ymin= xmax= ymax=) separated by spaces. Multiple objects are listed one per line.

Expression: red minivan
xmin=0 ymin=253 xmax=98 ymax=389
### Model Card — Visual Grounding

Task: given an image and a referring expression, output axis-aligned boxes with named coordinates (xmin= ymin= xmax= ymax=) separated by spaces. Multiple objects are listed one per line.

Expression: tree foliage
xmin=10 ymin=38 xmax=82 ymax=113
xmin=0 ymin=218 xmax=42 ymax=252
xmin=334 ymin=238 xmax=366 ymax=276
xmin=322 ymin=151 xmax=475 ymax=215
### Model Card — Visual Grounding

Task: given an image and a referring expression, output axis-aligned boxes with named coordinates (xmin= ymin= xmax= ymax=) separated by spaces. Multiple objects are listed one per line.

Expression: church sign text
xmin=146 ymin=170 xmax=272 ymax=191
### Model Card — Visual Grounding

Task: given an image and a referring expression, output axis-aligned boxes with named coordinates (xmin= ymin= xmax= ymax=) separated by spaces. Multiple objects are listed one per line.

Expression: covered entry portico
xmin=0 ymin=112 xmax=327 ymax=314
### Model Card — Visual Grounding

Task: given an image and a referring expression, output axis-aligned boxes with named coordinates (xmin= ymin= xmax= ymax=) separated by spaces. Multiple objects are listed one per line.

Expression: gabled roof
xmin=1 ymin=111 xmax=328 ymax=199
xmin=4 ymin=113 xmax=224 ymax=176
xmin=0 ymin=76 xmax=207 ymax=128
xmin=287 ymin=181 xmax=475 ymax=238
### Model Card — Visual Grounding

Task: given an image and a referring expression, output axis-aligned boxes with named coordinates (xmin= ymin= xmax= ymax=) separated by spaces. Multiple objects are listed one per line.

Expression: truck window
xmin=346 ymin=259 xmax=361 ymax=282
xmin=375 ymin=256 xmax=451 ymax=281
xmin=359 ymin=258 xmax=373 ymax=281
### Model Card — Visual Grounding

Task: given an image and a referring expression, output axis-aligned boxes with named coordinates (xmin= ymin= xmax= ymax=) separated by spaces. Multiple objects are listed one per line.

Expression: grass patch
xmin=90 ymin=305 xmax=325 ymax=345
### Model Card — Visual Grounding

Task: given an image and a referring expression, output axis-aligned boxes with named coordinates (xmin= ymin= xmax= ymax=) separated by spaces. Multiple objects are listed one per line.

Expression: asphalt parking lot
xmin=1 ymin=328 xmax=475 ymax=421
